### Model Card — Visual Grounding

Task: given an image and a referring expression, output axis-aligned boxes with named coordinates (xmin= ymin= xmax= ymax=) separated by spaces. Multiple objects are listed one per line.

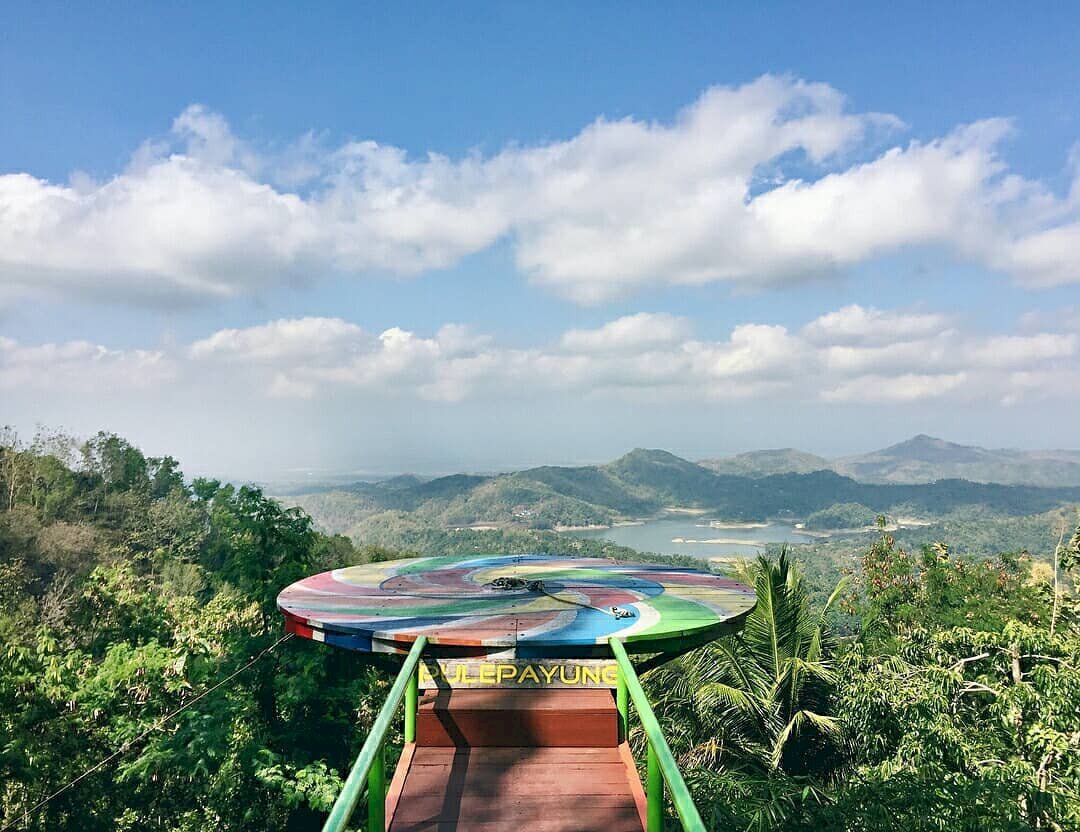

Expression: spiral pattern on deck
xmin=278 ymin=554 xmax=755 ymax=656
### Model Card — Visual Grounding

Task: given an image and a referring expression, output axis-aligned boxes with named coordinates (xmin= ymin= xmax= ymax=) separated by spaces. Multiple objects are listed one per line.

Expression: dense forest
xmin=1 ymin=430 xmax=1077 ymax=830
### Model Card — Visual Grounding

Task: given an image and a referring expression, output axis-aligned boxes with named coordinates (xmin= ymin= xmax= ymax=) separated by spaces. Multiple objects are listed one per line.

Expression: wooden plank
xmin=391 ymin=793 xmax=641 ymax=823
xmin=416 ymin=713 xmax=616 ymax=747
xmin=390 ymin=821 xmax=645 ymax=832
xmin=619 ymin=741 xmax=649 ymax=832
xmin=417 ymin=689 xmax=617 ymax=747
xmin=384 ymin=742 xmax=416 ymax=832
xmin=409 ymin=747 xmax=624 ymax=765
xmin=418 ymin=689 xmax=616 ymax=710
xmin=387 ymin=745 xmax=646 ymax=832
xmin=400 ymin=765 xmax=632 ymax=795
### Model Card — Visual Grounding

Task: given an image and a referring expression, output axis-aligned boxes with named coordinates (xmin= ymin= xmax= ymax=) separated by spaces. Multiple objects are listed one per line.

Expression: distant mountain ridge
xmin=286 ymin=444 xmax=1080 ymax=537
xmin=699 ymin=448 xmax=832 ymax=477
xmin=700 ymin=435 xmax=1080 ymax=487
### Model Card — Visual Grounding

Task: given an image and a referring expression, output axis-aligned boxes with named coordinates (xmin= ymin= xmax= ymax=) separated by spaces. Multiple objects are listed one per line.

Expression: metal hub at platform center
xmin=277 ymin=554 xmax=755 ymax=658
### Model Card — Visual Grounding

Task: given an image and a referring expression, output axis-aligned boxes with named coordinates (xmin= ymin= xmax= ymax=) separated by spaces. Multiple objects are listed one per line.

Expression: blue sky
xmin=2 ymin=2 xmax=1079 ymax=479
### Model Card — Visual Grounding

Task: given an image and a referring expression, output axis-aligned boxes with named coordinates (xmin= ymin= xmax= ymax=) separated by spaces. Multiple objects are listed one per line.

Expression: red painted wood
xmin=388 ymin=746 xmax=645 ymax=832
xmin=408 ymin=747 xmax=624 ymax=765
xmin=392 ymin=795 xmax=642 ymax=824
xmin=384 ymin=742 xmax=415 ymax=831
xmin=400 ymin=764 xmax=632 ymax=793
xmin=619 ymin=741 xmax=650 ymax=830
xmin=389 ymin=691 xmax=645 ymax=831
xmin=389 ymin=821 xmax=643 ymax=832
xmin=416 ymin=689 xmax=617 ymax=748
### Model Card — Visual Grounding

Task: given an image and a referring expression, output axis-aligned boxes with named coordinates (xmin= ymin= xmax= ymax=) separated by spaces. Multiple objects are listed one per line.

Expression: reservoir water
xmin=565 ymin=516 xmax=816 ymax=559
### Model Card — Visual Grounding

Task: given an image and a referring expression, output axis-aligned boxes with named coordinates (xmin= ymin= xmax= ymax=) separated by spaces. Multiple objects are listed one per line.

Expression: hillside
xmin=698 ymin=435 xmax=1080 ymax=486
xmin=285 ymin=447 xmax=1080 ymax=537
xmin=832 ymin=434 xmax=1080 ymax=486
xmin=699 ymin=448 xmax=832 ymax=477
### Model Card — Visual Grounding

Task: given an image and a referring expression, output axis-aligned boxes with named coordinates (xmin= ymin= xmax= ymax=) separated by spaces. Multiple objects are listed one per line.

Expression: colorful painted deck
xmin=277 ymin=554 xmax=755 ymax=658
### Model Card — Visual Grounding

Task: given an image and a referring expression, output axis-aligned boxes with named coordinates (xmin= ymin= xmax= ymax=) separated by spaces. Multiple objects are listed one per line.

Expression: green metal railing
xmin=322 ymin=635 xmax=703 ymax=832
xmin=322 ymin=636 xmax=427 ymax=832
xmin=611 ymin=638 xmax=707 ymax=832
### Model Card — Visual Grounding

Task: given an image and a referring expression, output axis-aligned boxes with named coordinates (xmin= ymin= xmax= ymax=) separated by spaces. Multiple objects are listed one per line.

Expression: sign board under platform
xmin=419 ymin=658 xmax=618 ymax=689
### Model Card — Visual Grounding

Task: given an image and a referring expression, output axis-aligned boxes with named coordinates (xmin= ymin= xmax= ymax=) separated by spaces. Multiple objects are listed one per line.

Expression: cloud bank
xmin=3 ymin=306 xmax=1076 ymax=409
xmin=2 ymin=76 xmax=1079 ymax=306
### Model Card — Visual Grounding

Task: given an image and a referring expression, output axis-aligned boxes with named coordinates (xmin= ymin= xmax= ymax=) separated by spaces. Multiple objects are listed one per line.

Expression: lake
xmin=565 ymin=516 xmax=816 ymax=559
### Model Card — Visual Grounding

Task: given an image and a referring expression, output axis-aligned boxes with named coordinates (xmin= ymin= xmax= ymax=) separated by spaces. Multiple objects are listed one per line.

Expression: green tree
xmin=647 ymin=549 xmax=846 ymax=831
xmin=833 ymin=527 xmax=1079 ymax=830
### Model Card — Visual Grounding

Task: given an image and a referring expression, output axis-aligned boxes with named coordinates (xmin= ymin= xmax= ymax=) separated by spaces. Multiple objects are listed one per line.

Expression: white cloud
xmin=179 ymin=304 xmax=1080 ymax=407
xmin=802 ymin=304 xmax=950 ymax=345
xmin=0 ymin=337 xmax=174 ymax=392
xmin=963 ymin=333 xmax=1077 ymax=368
xmin=189 ymin=317 xmax=367 ymax=362
xmin=281 ymin=324 xmax=503 ymax=402
xmin=560 ymin=313 xmax=691 ymax=353
xmin=5 ymin=305 xmax=1078 ymax=408
xmin=821 ymin=373 xmax=968 ymax=403
xmin=997 ymin=223 xmax=1080 ymax=287
xmin=3 ymin=77 xmax=1080 ymax=307
xmin=688 ymin=324 xmax=807 ymax=380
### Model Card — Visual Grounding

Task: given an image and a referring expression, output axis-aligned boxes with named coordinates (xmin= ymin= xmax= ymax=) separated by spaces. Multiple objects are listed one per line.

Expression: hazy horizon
xmin=202 ymin=432 xmax=1079 ymax=487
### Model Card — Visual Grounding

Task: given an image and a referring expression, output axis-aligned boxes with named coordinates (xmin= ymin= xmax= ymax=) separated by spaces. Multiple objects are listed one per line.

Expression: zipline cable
xmin=1 ymin=632 xmax=295 ymax=832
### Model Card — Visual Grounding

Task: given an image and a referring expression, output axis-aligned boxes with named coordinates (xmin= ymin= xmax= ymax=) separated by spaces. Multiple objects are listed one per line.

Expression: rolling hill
xmin=284 ymin=446 xmax=1080 ymax=537
xmin=699 ymin=448 xmax=832 ymax=477
xmin=832 ymin=435 xmax=1080 ymax=486
xmin=699 ymin=435 xmax=1080 ymax=486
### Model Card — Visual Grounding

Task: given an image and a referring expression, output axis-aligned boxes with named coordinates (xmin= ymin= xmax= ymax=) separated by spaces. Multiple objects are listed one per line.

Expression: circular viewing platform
xmin=277 ymin=554 xmax=755 ymax=658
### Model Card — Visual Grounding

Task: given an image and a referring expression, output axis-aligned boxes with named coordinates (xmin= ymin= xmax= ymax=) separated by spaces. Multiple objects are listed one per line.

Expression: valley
xmin=280 ymin=439 xmax=1080 ymax=563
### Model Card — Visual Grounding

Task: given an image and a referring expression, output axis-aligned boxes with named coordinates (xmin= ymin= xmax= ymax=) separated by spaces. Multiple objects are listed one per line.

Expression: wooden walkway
xmin=386 ymin=690 xmax=647 ymax=832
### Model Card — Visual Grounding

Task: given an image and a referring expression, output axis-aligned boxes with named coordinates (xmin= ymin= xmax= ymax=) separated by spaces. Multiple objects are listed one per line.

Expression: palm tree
xmin=644 ymin=548 xmax=846 ymax=831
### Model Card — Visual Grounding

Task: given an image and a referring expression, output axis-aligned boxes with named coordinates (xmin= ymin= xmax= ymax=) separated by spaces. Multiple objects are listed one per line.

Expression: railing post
xmin=616 ymin=666 xmax=629 ymax=743
xmin=405 ymin=664 xmax=419 ymax=743
xmin=367 ymin=745 xmax=385 ymax=832
xmin=322 ymin=636 xmax=427 ymax=832
xmin=609 ymin=638 xmax=706 ymax=832
xmin=647 ymin=741 xmax=663 ymax=832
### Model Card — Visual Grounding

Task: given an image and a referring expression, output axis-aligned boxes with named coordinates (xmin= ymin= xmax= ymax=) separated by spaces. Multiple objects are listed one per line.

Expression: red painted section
xmin=415 ymin=689 xmax=618 ymax=748
xmin=386 ymin=689 xmax=645 ymax=831
xmin=386 ymin=747 xmax=646 ymax=832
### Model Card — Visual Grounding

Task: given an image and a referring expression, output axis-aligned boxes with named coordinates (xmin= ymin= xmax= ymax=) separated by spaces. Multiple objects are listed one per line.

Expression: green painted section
xmin=616 ymin=670 xmax=629 ymax=743
xmin=647 ymin=743 xmax=663 ymax=832
xmin=405 ymin=667 xmax=418 ymax=743
xmin=321 ymin=636 xmax=428 ymax=832
xmin=367 ymin=747 xmax=385 ymax=832
xmin=610 ymin=638 xmax=707 ymax=832
xmin=629 ymin=591 xmax=720 ymax=638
